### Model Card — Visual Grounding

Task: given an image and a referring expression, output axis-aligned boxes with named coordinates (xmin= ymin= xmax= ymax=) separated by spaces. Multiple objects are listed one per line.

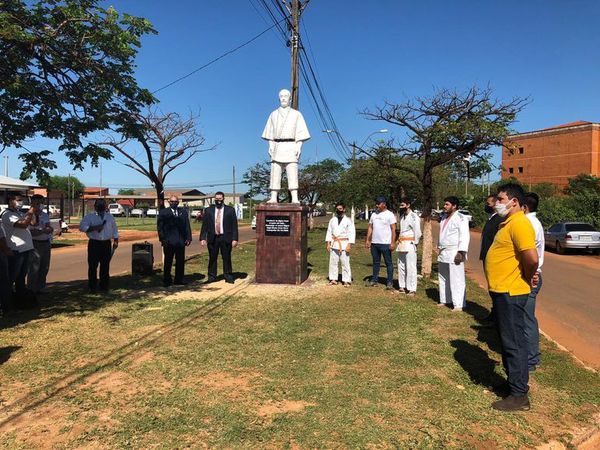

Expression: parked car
xmin=251 ymin=215 xmax=257 ymax=230
xmin=109 ymin=203 xmax=125 ymax=216
xmin=43 ymin=205 xmax=61 ymax=217
xmin=457 ymin=209 xmax=474 ymax=227
xmin=544 ymin=222 xmax=600 ymax=255
xmin=191 ymin=209 xmax=204 ymax=221
xmin=146 ymin=207 xmax=158 ymax=217
xmin=130 ymin=208 xmax=145 ymax=217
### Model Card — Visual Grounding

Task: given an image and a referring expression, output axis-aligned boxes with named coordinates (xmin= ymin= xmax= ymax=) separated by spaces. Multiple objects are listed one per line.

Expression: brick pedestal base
xmin=255 ymin=203 xmax=308 ymax=284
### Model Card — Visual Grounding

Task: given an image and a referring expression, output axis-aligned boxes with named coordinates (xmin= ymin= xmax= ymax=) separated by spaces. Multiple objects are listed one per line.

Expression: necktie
xmin=216 ymin=207 xmax=222 ymax=234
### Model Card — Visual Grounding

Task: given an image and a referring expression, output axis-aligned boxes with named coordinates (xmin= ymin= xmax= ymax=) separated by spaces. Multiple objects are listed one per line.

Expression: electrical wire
xmin=152 ymin=16 xmax=289 ymax=95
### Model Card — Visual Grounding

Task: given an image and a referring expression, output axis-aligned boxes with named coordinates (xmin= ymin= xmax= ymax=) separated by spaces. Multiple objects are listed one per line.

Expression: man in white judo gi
xmin=326 ymin=202 xmax=356 ymax=286
xmin=261 ymin=89 xmax=310 ymax=204
xmin=395 ymin=197 xmax=421 ymax=295
xmin=437 ymin=196 xmax=470 ymax=311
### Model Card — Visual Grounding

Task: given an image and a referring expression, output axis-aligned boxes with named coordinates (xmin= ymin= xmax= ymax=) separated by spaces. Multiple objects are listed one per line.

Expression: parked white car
xmin=109 ymin=203 xmax=125 ymax=216
xmin=43 ymin=205 xmax=61 ymax=217
xmin=130 ymin=208 xmax=145 ymax=217
xmin=146 ymin=207 xmax=158 ymax=217
xmin=457 ymin=210 xmax=474 ymax=227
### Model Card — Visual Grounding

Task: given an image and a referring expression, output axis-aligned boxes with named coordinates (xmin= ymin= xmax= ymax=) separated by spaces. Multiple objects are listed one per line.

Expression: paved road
xmin=46 ymin=226 xmax=258 ymax=284
xmin=432 ymin=223 xmax=600 ymax=369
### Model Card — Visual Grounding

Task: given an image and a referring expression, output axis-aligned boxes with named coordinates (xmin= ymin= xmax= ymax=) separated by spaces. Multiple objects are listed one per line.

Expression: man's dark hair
xmin=497 ymin=183 xmax=525 ymax=206
xmin=94 ymin=198 xmax=106 ymax=208
xmin=524 ymin=192 xmax=539 ymax=213
xmin=215 ymin=191 xmax=225 ymax=198
xmin=400 ymin=197 xmax=412 ymax=205
xmin=444 ymin=196 xmax=460 ymax=207
xmin=31 ymin=194 xmax=45 ymax=201
xmin=486 ymin=194 xmax=497 ymax=201
xmin=335 ymin=202 xmax=344 ymax=208
xmin=7 ymin=192 xmax=21 ymax=202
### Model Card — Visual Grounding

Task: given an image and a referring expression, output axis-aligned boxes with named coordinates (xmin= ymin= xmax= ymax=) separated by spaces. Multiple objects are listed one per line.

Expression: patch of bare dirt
xmin=257 ymin=400 xmax=316 ymax=417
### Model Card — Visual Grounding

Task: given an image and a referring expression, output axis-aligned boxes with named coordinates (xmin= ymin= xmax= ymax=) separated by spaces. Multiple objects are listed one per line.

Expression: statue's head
xmin=279 ymin=89 xmax=291 ymax=108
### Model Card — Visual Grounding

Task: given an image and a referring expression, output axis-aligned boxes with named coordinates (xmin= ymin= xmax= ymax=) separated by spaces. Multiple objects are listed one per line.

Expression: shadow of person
xmin=0 ymin=346 xmax=21 ymax=365
xmin=464 ymin=300 xmax=491 ymax=322
xmin=451 ymin=339 xmax=506 ymax=395
xmin=232 ymin=272 xmax=248 ymax=281
xmin=425 ymin=287 xmax=439 ymax=303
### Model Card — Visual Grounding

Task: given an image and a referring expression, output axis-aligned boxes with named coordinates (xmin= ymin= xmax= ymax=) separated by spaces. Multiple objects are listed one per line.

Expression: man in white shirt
xmin=437 ymin=196 xmax=470 ymax=311
xmin=326 ymin=202 xmax=356 ymax=286
xmin=523 ymin=192 xmax=545 ymax=371
xmin=395 ymin=197 xmax=421 ymax=295
xmin=365 ymin=196 xmax=397 ymax=289
xmin=27 ymin=194 xmax=54 ymax=293
xmin=79 ymin=198 xmax=119 ymax=292
xmin=1 ymin=193 xmax=36 ymax=307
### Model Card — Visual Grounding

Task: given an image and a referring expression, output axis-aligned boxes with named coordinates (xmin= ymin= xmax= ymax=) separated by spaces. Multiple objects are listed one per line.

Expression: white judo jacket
xmin=437 ymin=212 xmax=470 ymax=263
xmin=396 ymin=211 xmax=422 ymax=252
xmin=261 ymin=107 xmax=310 ymax=163
xmin=325 ymin=216 xmax=356 ymax=251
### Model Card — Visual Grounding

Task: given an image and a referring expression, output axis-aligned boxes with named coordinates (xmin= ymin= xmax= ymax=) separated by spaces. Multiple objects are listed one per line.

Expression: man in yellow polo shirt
xmin=485 ymin=183 xmax=539 ymax=412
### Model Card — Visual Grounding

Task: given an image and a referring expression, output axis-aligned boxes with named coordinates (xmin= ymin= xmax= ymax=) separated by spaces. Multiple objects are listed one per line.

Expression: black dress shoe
xmin=492 ymin=394 xmax=530 ymax=411
xmin=225 ymin=278 xmax=234 ymax=284
xmin=206 ymin=277 xmax=217 ymax=283
xmin=173 ymin=281 xmax=188 ymax=286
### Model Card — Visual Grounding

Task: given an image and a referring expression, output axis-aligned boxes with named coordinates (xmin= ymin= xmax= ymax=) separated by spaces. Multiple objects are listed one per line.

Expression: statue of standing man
xmin=262 ymin=89 xmax=310 ymax=203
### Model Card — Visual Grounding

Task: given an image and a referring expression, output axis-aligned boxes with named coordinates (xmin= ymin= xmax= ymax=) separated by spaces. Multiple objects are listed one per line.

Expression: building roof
xmin=543 ymin=120 xmax=594 ymax=131
xmin=0 ymin=175 xmax=38 ymax=190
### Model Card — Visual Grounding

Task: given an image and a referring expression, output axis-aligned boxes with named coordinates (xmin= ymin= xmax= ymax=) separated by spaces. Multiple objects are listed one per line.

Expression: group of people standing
xmin=325 ymin=183 xmax=545 ymax=412
xmin=0 ymin=193 xmax=54 ymax=314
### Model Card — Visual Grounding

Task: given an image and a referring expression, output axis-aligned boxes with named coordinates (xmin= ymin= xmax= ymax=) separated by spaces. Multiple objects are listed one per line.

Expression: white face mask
xmin=494 ymin=201 xmax=512 ymax=217
xmin=14 ymin=201 xmax=23 ymax=209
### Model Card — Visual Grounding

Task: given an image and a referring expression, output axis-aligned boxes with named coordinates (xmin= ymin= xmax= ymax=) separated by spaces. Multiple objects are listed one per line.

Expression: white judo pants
xmin=270 ymin=162 xmax=299 ymax=190
xmin=329 ymin=249 xmax=351 ymax=283
xmin=437 ymin=261 xmax=466 ymax=309
xmin=397 ymin=249 xmax=417 ymax=292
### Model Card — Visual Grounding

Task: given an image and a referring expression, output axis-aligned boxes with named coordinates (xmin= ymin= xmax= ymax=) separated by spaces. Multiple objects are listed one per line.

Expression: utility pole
xmin=284 ymin=0 xmax=308 ymax=108
xmin=232 ymin=165 xmax=236 ymax=204
xmin=3 ymin=155 xmax=8 ymax=177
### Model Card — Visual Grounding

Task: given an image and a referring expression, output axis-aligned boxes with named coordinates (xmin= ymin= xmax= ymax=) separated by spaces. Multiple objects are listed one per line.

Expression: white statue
xmin=261 ymin=89 xmax=310 ymax=203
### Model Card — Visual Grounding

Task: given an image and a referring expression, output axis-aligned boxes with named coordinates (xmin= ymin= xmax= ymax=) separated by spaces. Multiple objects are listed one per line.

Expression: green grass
xmin=0 ymin=225 xmax=598 ymax=448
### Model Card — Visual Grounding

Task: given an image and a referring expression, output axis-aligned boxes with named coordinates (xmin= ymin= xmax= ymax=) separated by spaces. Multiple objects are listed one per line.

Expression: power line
xmin=152 ymin=16 xmax=289 ymax=95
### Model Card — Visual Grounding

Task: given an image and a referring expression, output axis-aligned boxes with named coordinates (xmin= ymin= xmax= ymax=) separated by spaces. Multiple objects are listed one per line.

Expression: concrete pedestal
xmin=255 ymin=203 xmax=309 ymax=284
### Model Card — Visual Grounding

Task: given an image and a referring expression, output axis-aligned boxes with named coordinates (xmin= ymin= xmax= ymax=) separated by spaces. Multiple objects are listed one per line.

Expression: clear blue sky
xmin=7 ymin=0 xmax=600 ymax=192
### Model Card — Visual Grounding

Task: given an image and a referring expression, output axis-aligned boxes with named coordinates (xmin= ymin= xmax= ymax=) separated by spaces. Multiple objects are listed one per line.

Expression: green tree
xmin=362 ymin=86 xmax=528 ymax=276
xmin=0 ymin=0 xmax=156 ymax=182
xmin=563 ymin=174 xmax=600 ymax=196
xmin=118 ymin=188 xmax=136 ymax=195
xmin=298 ymin=158 xmax=345 ymax=206
xmin=242 ymin=161 xmax=271 ymax=200
xmin=47 ymin=175 xmax=84 ymax=198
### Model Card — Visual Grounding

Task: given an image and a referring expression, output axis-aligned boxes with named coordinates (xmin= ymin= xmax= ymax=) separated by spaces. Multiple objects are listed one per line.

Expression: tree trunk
xmin=421 ymin=217 xmax=433 ymax=277
xmin=421 ymin=168 xmax=434 ymax=277
xmin=155 ymin=183 xmax=165 ymax=210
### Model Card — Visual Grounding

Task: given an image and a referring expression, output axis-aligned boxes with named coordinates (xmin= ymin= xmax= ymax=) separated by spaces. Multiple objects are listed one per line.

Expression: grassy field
xmin=0 ymin=225 xmax=598 ymax=448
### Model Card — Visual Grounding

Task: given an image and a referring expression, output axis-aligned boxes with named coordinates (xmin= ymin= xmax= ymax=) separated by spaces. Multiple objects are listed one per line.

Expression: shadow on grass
xmin=451 ymin=339 xmax=506 ymax=396
xmin=0 ymin=268 xmax=213 ymax=329
xmin=0 ymin=346 xmax=21 ymax=365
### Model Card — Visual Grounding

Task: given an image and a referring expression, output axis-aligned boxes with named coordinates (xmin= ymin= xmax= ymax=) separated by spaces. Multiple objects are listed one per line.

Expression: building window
xmin=518 ymin=167 xmax=523 ymax=174
xmin=518 ymin=147 xmax=524 ymax=154
xmin=509 ymin=167 xmax=514 ymax=174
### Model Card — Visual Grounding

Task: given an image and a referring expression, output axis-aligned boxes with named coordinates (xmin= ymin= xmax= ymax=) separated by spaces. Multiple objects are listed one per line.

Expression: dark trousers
xmin=88 ymin=239 xmax=111 ymax=290
xmin=8 ymin=250 xmax=31 ymax=294
xmin=371 ymin=243 xmax=393 ymax=284
xmin=524 ymin=273 xmax=543 ymax=368
xmin=163 ymin=244 xmax=185 ymax=284
xmin=0 ymin=252 xmax=12 ymax=312
xmin=491 ymin=292 xmax=530 ymax=396
xmin=208 ymin=236 xmax=233 ymax=280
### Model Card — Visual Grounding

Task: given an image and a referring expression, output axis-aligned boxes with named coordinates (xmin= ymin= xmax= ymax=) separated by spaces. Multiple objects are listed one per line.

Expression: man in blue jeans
xmin=365 ymin=196 xmax=396 ymax=289
xmin=524 ymin=192 xmax=545 ymax=371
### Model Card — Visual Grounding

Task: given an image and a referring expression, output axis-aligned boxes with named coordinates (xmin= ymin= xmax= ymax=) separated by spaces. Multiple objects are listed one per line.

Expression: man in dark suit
xmin=158 ymin=195 xmax=192 ymax=286
xmin=200 ymin=191 xmax=239 ymax=284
